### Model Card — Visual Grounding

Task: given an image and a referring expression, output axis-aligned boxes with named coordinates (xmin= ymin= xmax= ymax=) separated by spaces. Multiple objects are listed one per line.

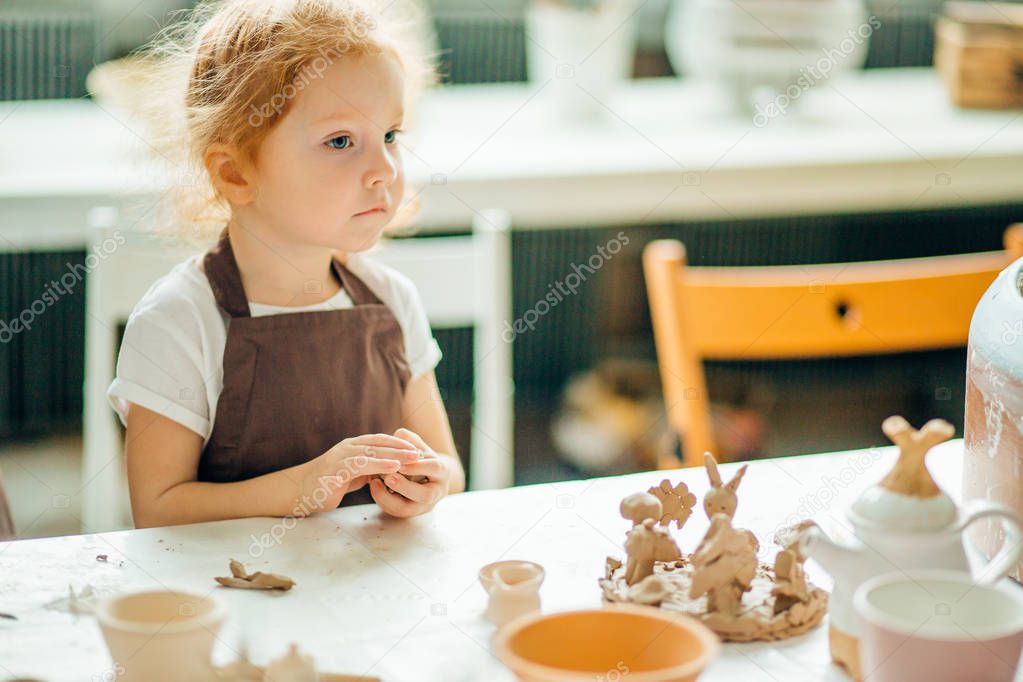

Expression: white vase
xmin=664 ymin=0 xmax=870 ymax=119
xmin=525 ymin=0 xmax=639 ymax=122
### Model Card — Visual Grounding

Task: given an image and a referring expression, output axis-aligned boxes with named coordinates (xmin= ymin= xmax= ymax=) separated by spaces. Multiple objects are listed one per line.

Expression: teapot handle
xmin=960 ymin=500 xmax=1023 ymax=585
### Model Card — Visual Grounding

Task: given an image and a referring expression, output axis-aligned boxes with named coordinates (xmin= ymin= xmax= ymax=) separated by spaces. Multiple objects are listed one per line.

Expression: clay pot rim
xmin=493 ymin=604 xmax=721 ymax=682
xmin=854 ymin=569 xmax=1023 ymax=642
xmin=96 ymin=589 xmax=226 ymax=635
xmin=479 ymin=560 xmax=546 ymax=590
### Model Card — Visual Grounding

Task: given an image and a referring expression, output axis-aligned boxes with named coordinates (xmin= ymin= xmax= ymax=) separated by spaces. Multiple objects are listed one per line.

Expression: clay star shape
xmin=647 ymin=479 xmax=698 ymax=530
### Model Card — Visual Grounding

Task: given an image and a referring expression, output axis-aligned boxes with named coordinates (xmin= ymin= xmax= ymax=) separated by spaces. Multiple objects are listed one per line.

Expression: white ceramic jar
xmin=964 ymin=257 xmax=1023 ymax=581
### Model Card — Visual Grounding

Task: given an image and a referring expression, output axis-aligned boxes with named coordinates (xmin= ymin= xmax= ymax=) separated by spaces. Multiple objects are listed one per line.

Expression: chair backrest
xmin=643 ymin=225 xmax=1023 ymax=467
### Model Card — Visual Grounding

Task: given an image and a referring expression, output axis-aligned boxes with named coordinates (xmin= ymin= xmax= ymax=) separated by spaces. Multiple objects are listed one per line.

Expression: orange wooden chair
xmin=643 ymin=225 xmax=1023 ymax=468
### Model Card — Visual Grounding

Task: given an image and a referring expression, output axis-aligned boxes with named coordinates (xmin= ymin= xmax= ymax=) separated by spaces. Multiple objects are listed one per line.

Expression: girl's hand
xmin=369 ymin=428 xmax=456 ymax=518
xmin=293 ymin=433 xmax=421 ymax=516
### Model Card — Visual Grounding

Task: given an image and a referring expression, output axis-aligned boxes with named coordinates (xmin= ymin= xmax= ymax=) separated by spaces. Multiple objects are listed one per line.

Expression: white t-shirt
xmin=107 ymin=253 xmax=442 ymax=445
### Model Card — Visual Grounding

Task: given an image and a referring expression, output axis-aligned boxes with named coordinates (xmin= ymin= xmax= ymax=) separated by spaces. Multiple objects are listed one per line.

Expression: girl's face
xmin=249 ymin=50 xmax=407 ymax=253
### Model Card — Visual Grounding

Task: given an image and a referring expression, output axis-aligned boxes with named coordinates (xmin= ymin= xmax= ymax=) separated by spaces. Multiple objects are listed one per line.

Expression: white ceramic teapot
xmin=797 ymin=416 xmax=1023 ymax=680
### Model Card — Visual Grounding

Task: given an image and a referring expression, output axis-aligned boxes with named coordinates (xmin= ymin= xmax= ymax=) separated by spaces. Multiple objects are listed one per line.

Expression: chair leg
xmin=0 ymin=470 xmax=15 ymax=540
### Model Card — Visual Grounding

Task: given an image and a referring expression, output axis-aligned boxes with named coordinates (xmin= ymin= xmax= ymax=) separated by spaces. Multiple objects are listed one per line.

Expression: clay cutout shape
xmin=624 ymin=518 xmax=682 ymax=585
xmin=647 ymin=480 xmax=698 ymax=529
xmin=45 ymin=584 xmax=106 ymax=615
xmin=619 ymin=492 xmax=662 ymax=526
xmin=703 ymin=452 xmax=747 ymax=520
xmin=215 ymin=559 xmax=295 ymax=591
xmin=879 ymin=415 xmax=954 ymax=498
xmin=690 ymin=513 xmax=758 ymax=615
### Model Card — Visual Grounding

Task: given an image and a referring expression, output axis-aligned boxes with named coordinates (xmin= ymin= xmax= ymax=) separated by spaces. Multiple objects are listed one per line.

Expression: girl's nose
xmin=363 ymin=144 xmax=399 ymax=189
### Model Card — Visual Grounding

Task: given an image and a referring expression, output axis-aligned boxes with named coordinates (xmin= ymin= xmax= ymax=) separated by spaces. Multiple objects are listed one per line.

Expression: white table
xmin=0 ymin=441 xmax=971 ymax=681
xmin=2 ymin=69 xmax=1022 ymax=251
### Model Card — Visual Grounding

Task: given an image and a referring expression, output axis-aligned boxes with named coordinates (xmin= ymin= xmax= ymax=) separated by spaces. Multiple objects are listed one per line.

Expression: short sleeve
xmin=394 ymin=274 xmax=443 ymax=381
xmin=107 ymin=304 xmax=212 ymax=440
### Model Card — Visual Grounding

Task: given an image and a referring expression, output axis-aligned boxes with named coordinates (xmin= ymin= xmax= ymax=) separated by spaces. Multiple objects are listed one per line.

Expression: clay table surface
xmin=0 ymin=441 xmax=969 ymax=681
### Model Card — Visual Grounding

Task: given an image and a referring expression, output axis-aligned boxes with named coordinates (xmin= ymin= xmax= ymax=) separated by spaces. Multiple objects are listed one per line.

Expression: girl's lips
xmin=355 ymin=205 xmax=386 ymax=216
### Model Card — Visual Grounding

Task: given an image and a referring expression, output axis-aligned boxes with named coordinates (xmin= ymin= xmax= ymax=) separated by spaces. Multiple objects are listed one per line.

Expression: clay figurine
xmin=771 ymin=521 xmax=813 ymax=614
xmin=647 ymin=480 xmax=698 ymax=529
xmin=703 ymin=452 xmax=747 ymax=520
xmin=215 ymin=559 xmax=295 ymax=591
xmin=600 ymin=470 xmax=828 ymax=642
xmin=264 ymin=644 xmax=316 ymax=682
xmin=689 ymin=513 xmax=758 ymax=615
xmin=619 ymin=491 xmax=662 ymax=526
xmin=624 ymin=518 xmax=681 ymax=585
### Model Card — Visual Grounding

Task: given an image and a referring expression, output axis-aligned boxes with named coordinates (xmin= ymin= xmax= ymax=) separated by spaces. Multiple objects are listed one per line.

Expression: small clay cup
xmin=855 ymin=569 xmax=1023 ymax=682
xmin=95 ymin=589 xmax=226 ymax=682
xmin=494 ymin=604 xmax=719 ymax=682
xmin=479 ymin=560 xmax=545 ymax=626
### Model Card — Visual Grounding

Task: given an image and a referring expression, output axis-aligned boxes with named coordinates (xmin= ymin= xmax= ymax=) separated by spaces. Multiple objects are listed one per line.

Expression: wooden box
xmin=935 ymin=2 xmax=1023 ymax=109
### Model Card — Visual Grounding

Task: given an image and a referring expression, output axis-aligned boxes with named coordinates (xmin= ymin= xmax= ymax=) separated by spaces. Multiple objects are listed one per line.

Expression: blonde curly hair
xmin=130 ymin=0 xmax=438 ymax=244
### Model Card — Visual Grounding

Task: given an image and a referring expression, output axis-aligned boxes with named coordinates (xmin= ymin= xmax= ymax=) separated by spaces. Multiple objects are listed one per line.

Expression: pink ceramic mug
xmin=854 ymin=570 xmax=1023 ymax=682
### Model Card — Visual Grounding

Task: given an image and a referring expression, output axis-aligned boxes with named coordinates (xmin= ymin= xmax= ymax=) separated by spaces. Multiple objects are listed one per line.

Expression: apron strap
xmin=331 ymin=258 xmax=384 ymax=307
xmin=203 ymin=227 xmax=252 ymax=318
xmin=204 ymin=227 xmax=385 ymax=315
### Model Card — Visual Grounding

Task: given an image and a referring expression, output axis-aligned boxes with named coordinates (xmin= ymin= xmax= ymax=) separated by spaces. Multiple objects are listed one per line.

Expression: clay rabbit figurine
xmin=703 ymin=452 xmax=747 ymax=520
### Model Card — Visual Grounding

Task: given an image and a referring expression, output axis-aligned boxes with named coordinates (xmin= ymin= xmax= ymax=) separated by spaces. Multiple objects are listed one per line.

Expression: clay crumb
xmin=215 ymin=558 xmax=295 ymax=591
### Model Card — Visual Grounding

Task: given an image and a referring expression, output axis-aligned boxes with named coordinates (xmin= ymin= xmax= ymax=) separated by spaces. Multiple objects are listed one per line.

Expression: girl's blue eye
xmin=384 ymin=129 xmax=401 ymax=144
xmin=326 ymin=135 xmax=351 ymax=150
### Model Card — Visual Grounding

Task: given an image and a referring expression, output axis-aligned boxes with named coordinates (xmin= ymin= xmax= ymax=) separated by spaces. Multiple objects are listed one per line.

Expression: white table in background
xmin=2 ymin=68 xmax=1022 ymax=251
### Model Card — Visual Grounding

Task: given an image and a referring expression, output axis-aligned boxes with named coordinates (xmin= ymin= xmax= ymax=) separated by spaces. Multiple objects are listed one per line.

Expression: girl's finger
xmin=397 ymin=457 xmax=446 ymax=478
xmin=369 ymin=478 xmax=419 ymax=518
xmin=347 ymin=433 xmax=419 ymax=451
xmin=394 ymin=428 xmax=431 ymax=452
xmin=353 ymin=446 xmax=422 ymax=462
xmin=342 ymin=457 xmax=402 ymax=478
xmin=380 ymin=473 xmax=433 ymax=504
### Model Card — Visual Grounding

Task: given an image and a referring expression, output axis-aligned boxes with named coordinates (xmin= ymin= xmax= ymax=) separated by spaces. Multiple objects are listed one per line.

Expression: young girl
xmin=107 ymin=0 xmax=464 ymax=527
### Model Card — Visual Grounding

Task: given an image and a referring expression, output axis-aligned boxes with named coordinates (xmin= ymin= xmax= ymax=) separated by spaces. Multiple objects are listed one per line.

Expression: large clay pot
xmin=964 ymin=256 xmax=1023 ymax=581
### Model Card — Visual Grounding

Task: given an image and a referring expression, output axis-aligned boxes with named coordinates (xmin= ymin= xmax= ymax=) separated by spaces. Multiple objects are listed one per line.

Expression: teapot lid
xmin=848 ymin=416 xmax=958 ymax=531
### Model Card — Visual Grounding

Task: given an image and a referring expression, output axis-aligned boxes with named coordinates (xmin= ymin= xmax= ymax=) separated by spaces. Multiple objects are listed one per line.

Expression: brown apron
xmin=198 ymin=228 xmax=411 ymax=507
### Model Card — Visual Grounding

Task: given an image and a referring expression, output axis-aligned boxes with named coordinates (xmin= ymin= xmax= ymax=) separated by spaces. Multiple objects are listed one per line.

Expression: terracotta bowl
xmin=494 ymin=605 xmax=720 ymax=682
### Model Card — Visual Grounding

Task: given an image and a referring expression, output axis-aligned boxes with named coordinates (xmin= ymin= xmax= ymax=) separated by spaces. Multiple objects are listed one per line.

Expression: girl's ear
xmin=204 ymin=142 xmax=256 ymax=205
